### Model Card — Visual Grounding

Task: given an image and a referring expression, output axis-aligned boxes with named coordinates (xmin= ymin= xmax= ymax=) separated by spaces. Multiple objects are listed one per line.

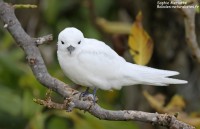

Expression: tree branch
xmin=0 ymin=1 xmax=195 ymax=129
xmin=172 ymin=0 xmax=200 ymax=63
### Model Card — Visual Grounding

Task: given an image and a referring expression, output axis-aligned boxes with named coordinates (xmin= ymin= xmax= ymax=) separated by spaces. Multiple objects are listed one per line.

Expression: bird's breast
xmin=57 ymin=51 xmax=94 ymax=86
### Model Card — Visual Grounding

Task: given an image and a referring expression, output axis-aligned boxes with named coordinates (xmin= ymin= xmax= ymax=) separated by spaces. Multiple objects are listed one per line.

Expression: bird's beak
xmin=67 ymin=45 xmax=75 ymax=54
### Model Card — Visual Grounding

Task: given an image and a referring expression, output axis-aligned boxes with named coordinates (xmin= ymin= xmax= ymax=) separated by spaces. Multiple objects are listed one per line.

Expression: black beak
xmin=67 ymin=45 xmax=75 ymax=54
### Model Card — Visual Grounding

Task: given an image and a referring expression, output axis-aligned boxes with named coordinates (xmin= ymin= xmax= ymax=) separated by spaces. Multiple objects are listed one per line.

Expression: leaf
xmin=143 ymin=91 xmax=200 ymax=127
xmin=128 ymin=11 xmax=154 ymax=65
xmin=143 ymin=91 xmax=185 ymax=113
xmin=165 ymin=95 xmax=185 ymax=112
xmin=195 ymin=4 xmax=200 ymax=13
xmin=143 ymin=91 xmax=165 ymax=113
xmin=96 ymin=18 xmax=131 ymax=34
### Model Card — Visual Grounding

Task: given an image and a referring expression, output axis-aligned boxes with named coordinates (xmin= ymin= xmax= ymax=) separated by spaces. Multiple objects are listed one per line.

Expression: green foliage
xmin=46 ymin=110 xmax=138 ymax=129
xmin=0 ymin=86 xmax=22 ymax=116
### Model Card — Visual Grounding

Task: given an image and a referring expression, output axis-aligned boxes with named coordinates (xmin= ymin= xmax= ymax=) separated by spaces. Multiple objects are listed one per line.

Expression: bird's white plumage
xmin=57 ymin=27 xmax=187 ymax=90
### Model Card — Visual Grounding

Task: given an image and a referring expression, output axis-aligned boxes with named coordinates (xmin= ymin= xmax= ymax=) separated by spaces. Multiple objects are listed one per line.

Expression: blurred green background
xmin=0 ymin=0 xmax=200 ymax=129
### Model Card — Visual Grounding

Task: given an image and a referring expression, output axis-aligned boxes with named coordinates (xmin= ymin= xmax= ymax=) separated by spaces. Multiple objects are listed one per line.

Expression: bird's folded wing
xmin=77 ymin=39 xmax=125 ymax=79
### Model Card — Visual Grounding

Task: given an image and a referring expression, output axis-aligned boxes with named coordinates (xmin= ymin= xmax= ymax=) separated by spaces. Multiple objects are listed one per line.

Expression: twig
xmin=34 ymin=34 xmax=53 ymax=45
xmin=13 ymin=4 xmax=37 ymax=9
xmin=33 ymin=98 xmax=67 ymax=109
xmin=0 ymin=0 xmax=195 ymax=129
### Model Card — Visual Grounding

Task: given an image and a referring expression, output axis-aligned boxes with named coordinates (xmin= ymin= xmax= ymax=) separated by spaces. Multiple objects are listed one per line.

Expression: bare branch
xmin=34 ymin=96 xmax=194 ymax=129
xmin=172 ymin=0 xmax=200 ymax=63
xmin=0 ymin=0 xmax=195 ymax=129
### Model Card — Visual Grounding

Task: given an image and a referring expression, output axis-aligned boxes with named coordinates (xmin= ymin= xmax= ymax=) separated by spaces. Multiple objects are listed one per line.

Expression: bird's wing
xmin=77 ymin=38 xmax=125 ymax=81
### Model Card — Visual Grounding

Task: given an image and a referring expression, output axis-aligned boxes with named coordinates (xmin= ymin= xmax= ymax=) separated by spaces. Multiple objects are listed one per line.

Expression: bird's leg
xmin=92 ymin=87 xmax=98 ymax=103
xmin=79 ymin=87 xmax=90 ymax=99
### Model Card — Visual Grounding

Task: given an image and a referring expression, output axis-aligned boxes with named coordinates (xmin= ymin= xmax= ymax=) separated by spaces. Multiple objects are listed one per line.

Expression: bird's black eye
xmin=78 ymin=41 xmax=81 ymax=44
xmin=61 ymin=41 xmax=64 ymax=44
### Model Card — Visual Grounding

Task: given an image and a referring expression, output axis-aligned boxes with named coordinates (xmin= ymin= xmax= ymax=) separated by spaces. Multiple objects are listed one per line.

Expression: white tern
xmin=57 ymin=27 xmax=187 ymax=93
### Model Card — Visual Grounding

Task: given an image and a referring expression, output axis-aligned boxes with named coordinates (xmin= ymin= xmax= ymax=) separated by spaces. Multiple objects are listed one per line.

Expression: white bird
xmin=57 ymin=27 xmax=187 ymax=97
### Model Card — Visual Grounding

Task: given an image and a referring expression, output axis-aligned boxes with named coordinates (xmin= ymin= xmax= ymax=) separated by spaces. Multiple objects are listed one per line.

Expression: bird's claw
xmin=79 ymin=87 xmax=90 ymax=100
xmin=79 ymin=92 xmax=89 ymax=99
xmin=79 ymin=87 xmax=98 ymax=104
xmin=79 ymin=92 xmax=97 ymax=104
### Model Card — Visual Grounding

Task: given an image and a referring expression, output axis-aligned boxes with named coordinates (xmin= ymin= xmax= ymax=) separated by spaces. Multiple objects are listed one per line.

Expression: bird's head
xmin=57 ymin=27 xmax=84 ymax=54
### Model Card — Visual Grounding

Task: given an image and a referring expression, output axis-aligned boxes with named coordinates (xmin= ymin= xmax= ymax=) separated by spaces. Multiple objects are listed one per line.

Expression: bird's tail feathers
xmin=125 ymin=63 xmax=187 ymax=86
xmin=141 ymin=76 xmax=188 ymax=86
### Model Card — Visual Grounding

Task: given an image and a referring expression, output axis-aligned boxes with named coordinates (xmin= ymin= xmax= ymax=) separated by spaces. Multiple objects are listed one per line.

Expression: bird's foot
xmin=92 ymin=87 xmax=98 ymax=104
xmin=79 ymin=87 xmax=90 ymax=99
xmin=79 ymin=87 xmax=98 ymax=104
